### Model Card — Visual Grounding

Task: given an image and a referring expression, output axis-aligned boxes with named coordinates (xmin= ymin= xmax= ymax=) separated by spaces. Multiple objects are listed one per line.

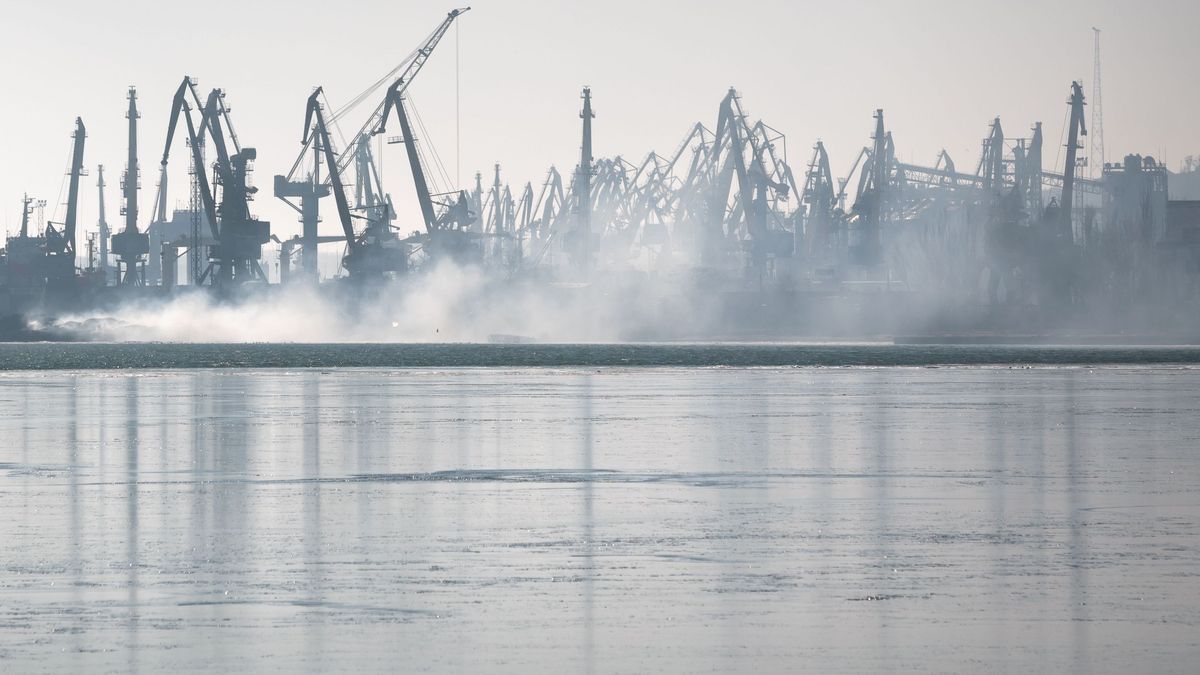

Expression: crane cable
xmin=1053 ymin=104 xmax=1070 ymax=175
xmin=409 ymin=94 xmax=454 ymax=196
xmin=330 ymin=40 xmax=424 ymax=123
xmin=50 ymin=140 xmax=74 ymax=232
xmin=284 ymin=44 xmax=425 ymax=182
xmin=456 ymin=18 xmax=461 ymax=190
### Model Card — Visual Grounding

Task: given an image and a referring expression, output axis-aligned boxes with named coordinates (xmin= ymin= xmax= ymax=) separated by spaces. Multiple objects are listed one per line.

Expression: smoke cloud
xmin=46 ymin=260 xmax=723 ymax=343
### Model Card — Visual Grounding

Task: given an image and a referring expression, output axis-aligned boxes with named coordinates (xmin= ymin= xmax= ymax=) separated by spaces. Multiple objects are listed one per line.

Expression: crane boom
xmin=160 ymin=78 xmax=206 ymax=167
xmin=200 ymin=89 xmax=244 ymax=222
xmin=379 ymin=87 xmax=438 ymax=233
xmin=159 ymin=82 xmax=219 ymax=240
xmin=303 ymin=88 xmax=356 ymax=243
xmin=41 ymin=118 xmax=87 ymax=288
xmin=1060 ymin=81 xmax=1088 ymax=239
xmin=296 ymin=7 xmax=470 ymax=186
xmin=62 ymin=117 xmax=87 ymax=256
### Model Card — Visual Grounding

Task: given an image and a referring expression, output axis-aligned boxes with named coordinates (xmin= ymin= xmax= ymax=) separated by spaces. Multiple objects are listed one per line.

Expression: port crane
xmin=159 ymin=77 xmax=270 ymax=286
xmin=353 ymin=135 xmax=396 ymax=249
xmin=705 ymin=89 xmax=792 ymax=269
xmin=1059 ymin=81 xmax=1088 ymax=241
xmin=376 ymin=72 xmax=477 ymax=263
xmin=275 ymin=7 xmax=470 ymax=279
xmin=570 ymin=87 xmax=595 ymax=270
xmin=43 ymin=118 xmax=87 ymax=291
xmin=846 ymin=109 xmax=892 ymax=266
xmin=527 ymin=167 xmax=565 ymax=249
xmin=96 ymin=165 xmax=110 ymax=279
xmin=112 ymin=87 xmax=150 ymax=285
xmin=301 ymin=87 xmax=405 ymax=278
xmin=1018 ymin=123 xmax=1044 ymax=216
xmin=801 ymin=141 xmax=837 ymax=255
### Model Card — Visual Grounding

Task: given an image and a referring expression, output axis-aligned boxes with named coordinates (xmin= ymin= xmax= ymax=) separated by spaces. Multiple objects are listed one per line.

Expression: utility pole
xmin=1090 ymin=28 xmax=1105 ymax=179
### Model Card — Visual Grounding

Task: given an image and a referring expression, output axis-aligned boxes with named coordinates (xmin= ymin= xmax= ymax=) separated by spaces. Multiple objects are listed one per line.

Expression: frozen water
xmin=1 ymin=365 xmax=1199 ymax=672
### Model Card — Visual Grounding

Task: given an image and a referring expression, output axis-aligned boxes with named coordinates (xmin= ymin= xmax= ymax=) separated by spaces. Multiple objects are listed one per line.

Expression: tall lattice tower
xmin=1090 ymin=27 xmax=1105 ymax=178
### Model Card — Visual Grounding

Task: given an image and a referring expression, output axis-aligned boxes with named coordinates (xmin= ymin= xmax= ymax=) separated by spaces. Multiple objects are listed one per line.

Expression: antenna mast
xmin=1090 ymin=28 xmax=1105 ymax=178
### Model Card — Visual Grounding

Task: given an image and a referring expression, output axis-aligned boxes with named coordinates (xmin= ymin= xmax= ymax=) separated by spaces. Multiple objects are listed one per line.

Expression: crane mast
xmin=355 ymin=135 xmax=394 ymax=231
xmin=124 ymin=88 xmax=139 ymax=234
xmin=113 ymin=87 xmax=150 ymax=285
xmin=979 ymin=117 xmax=1005 ymax=192
xmin=97 ymin=165 xmax=109 ymax=279
xmin=44 ymin=118 xmax=86 ymax=290
xmin=1013 ymin=122 xmax=1044 ymax=217
xmin=19 ymin=194 xmax=32 ymax=239
xmin=573 ymin=87 xmax=595 ymax=270
xmin=1027 ymin=122 xmax=1043 ymax=214
xmin=1060 ymin=81 xmax=1087 ymax=241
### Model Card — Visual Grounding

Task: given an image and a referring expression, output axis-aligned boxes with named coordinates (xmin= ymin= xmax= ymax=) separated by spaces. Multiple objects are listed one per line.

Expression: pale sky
xmin=2 ymin=0 xmax=1198 ymax=241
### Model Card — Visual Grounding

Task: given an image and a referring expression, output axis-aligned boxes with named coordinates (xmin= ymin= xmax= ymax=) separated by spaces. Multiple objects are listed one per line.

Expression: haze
xmin=2 ymin=0 xmax=1198 ymax=242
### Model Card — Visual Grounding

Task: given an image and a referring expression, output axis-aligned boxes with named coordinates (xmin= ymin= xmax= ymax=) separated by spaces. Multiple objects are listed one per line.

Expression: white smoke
xmin=50 ymin=260 xmax=711 ymax=343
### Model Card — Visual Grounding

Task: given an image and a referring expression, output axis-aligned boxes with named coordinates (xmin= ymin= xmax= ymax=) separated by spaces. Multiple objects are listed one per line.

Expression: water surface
xmin=1 ymin=365 xmax=1198 ymax=672
xmin=3 ymin=342 xmax=1200 ymax=370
